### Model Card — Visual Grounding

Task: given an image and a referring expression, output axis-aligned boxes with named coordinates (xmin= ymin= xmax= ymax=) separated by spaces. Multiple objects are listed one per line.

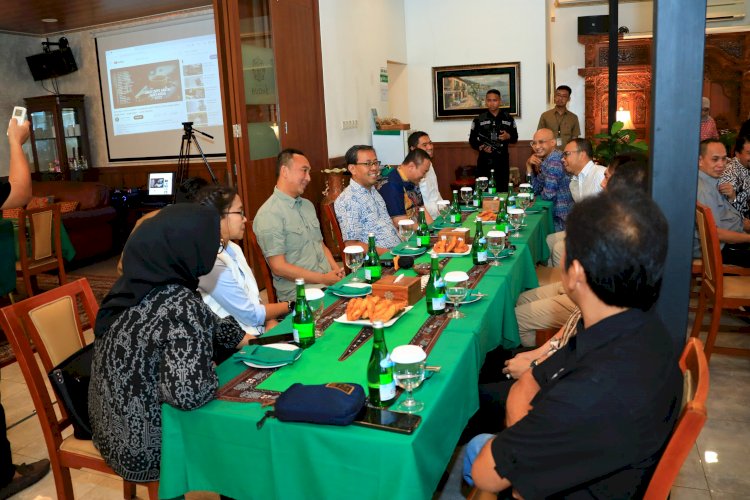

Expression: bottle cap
xmin=368 ymin=232 xmax=375 ymax=237
xmin=373 ymin=320 xmax=385 ymax=328
xmin=295 ymin=278 xmax=305 ymax=285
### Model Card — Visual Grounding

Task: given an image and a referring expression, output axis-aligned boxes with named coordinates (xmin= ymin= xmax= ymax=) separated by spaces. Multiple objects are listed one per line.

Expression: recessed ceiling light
xmin=41 ymin=18 xmax=58 ymax=23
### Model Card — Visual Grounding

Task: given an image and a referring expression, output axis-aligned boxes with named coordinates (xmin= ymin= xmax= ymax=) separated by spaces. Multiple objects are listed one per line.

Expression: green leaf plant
xmin=592 ymin=121 xmax=649 ymax=166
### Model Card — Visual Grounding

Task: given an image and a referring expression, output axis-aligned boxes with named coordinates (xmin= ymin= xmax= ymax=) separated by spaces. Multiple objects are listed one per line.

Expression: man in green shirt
xmin=537 ymin=85 xmax=581 ymax=148
xmin=253 ymin=148 xmax=344 ymax=301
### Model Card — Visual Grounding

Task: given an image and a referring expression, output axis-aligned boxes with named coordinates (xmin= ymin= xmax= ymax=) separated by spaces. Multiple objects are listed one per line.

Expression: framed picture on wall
xmin=432 ymin=62 xmax=520 ymax=120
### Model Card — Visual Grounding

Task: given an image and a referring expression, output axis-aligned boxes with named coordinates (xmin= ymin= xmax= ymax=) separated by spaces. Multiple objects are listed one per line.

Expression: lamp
xmin=615 ymin=107 xmax=635 ymax=130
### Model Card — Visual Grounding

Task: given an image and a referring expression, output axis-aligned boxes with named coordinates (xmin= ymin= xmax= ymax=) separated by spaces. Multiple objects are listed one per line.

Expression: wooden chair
xmin=466 ymin=338 xmax=709 ymax=500
xmin=322 ymin=202 xmax=345 ymax=261
xmin=690 ymin=203 xmax=750 ymax=360
xmin=16 ymin=203 xmax=67 ymax=297
xmin=0 ymin=278 xmax=158 ymax=499
xmin=643 ymin=337 xmax=709 ymax=499
xmin=248 ymin=229 xmax=277 ymax=303
xmin=535 ymin=327 xmax=559 ymax=347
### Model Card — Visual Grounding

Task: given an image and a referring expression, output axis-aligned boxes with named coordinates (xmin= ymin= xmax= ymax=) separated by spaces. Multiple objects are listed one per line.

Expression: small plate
xmin=242 ymin=343 xmax=300 ymax=369
xmin=433 ymin=244 xmax=472 ymax=257
xmin=460 ymin=206 xmax=476 ymax=212
xmin=329 ymin=282 xmax=372 ymax=298
xmin=333 ymin=306 xmax=413 ymax=328
xmin=460 ymin=291 xmax=484 ymax=304
xmin=391 ymin=246 xmax=428 ymax=257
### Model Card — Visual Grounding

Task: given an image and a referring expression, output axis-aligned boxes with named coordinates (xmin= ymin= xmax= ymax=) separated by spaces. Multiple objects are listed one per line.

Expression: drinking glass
xmin=305 ymin=288 xmax=326 ymax=338
xmin=516 ymin=193 xmax=531 ymax=227
xmin=444 ymin=271 xmax=469 ymax=319
xmin=508 ymin=208 xmax=524 ymax=238
xmin=475 ymin=177 xmax=488 ymax=194
xmin=460 ymin=187 xmax=473 ymax=207
xmin=486 ymin=230 xmax=506 ymax=267
xmin=343 ymin=246 xmax=365 ymax=282
xmin=437 ymin=200 xmax=450 ymax=221
xmin=398 ymin=219 xmax=416 ymax=245
xmin=391 ymin=345 xmax=427 ymax=413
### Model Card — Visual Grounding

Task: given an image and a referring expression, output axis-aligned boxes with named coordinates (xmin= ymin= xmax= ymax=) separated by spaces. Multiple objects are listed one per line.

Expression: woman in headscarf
xmin=88 ymin=203 xmax=248 ymax=482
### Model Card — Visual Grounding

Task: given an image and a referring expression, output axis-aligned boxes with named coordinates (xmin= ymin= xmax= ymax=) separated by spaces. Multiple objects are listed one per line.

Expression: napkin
xmin=233 ymin=344 xmax=302 ymax=366
xmin=431 ymin=217 xmax=460 ymax=229
xmin=327 ymin=283 xmax=371 ymax=295
xmin=392 ymin=242 xmax=426 ymax=255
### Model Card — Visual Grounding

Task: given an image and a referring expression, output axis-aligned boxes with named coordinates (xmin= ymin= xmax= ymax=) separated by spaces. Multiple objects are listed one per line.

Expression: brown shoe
xmin=0 ymin=459 xmax=51 ymax=499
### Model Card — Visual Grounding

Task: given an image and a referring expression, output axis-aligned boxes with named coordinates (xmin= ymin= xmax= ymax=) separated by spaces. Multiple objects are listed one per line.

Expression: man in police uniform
xmin=469 ymin=89 xmax=518 ymax=190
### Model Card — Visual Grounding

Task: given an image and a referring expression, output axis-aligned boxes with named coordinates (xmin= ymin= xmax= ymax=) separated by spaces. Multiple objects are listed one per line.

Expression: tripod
xmin=174 ymin=121 xmax=218 ymax=203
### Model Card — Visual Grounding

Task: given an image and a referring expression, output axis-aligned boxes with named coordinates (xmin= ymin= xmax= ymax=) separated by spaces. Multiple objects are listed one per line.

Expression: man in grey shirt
xmin=253 ymin=149 xmax=344 ymax=301
xmin=696 ymin=139 xmax=750 ymax=267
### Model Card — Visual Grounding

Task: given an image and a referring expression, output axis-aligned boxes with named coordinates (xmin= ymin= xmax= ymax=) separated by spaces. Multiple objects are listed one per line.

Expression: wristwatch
xmin=287 ymin=300 xmax=295 ymax=313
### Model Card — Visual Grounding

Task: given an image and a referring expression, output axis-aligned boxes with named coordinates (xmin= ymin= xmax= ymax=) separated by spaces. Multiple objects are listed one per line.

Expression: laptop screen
xmin=148 ymin=172 xmax=174 ymax=196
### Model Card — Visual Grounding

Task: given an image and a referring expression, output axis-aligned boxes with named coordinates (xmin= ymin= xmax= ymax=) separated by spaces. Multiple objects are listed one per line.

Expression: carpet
xmin=0 ymin=273 xmax=118 ymax=368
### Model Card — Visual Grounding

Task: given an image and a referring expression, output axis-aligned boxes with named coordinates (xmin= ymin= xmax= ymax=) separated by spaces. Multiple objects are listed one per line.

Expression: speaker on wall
xmin=26 ymin=48 xmax=78 ymax=81
xmin=578 ymin=15 xmax=610 ymax=36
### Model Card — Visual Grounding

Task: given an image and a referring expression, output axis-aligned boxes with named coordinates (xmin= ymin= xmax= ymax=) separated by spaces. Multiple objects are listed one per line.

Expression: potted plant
xmin=592 ymin=121 xmax=649 ymax=166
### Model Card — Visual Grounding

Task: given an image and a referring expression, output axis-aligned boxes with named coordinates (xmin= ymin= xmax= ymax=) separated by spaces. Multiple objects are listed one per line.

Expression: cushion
xmin=32 ymin=181 xmax=109 ymax=211
xmin=26 ymin=196 xmax=51 ymax=209
xmin=2 ymin=208 xmax=20 ymax=219
xmin=59 ymin=200 xmax=79 ymax=213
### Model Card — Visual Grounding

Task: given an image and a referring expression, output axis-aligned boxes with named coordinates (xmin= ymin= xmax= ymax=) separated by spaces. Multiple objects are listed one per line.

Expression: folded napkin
xmin=234 ymin=344 xmax=302 ymax=366
xmin=328 ymin=283 xmax=371 ymax=295
xmin=392 ymin=242 xmax=426 ymax=255
xmin=432 ymin=217 xmax=461 ymax=229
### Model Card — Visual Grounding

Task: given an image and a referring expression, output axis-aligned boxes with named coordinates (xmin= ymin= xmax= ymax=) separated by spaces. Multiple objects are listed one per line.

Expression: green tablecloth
xmin=0 ymin=220 xmax=15 ymax=295
xmin=160 ymin=240 xmax=539 ymax=499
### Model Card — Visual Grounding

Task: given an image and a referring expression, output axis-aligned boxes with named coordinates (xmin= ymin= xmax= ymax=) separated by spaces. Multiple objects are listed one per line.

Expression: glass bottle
xmin=416 ymin=208 xmax=430 ymax=247
xmin=363 ymin=233 xmax=381 ymax=283
xmin=495 ymin=196 xmax=510 ymax=233
xmin=472 ymin=218 xmax=488 ymax=265
xmin=472 ymin=187 xmax=482 ymax=208
xmin=367 ymin=320 xmax=396 ymax=407
xmin=487 ymin=169 xmax=497 ymax=195
xmin=292 ymin=278 xmax=315 ymax=348
xmin=425 ymin=252 xmax=446 ymax=315
xmin=449 ymin=190 xmax=462 ymax=224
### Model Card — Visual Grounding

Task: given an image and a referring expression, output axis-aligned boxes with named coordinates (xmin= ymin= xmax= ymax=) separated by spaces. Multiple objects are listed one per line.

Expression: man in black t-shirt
xmin=0 ymin=118 xmax=52 ymax=499
xmin=467 ymin=190 xmax=682 ymax=499
xmin=469 ymin=89 xmax=518 ymax=190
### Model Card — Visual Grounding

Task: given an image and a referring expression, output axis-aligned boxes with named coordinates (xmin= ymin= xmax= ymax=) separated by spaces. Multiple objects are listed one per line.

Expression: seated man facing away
xmin=718 ymin=134 xmax=750 ymax=218
xmin=408 ymin=131 xmax=443 ymax=220
xmin=467 ymin=189 xmax=683 ymax=498
xmin=525 ymin=128 xmax=573 ymax=232
xmin=378 ymin=148 xmax=434 ymax=226
xmin=253 ymin=148 xmax=344 ymax=301
xmin=334 ymin=145 xmax=401 ymax=254
xmin=696 ymin=139 xmax=750 ymax=267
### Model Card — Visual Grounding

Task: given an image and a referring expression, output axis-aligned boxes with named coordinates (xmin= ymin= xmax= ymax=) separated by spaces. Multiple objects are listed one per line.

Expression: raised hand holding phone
xmin=7 ymin=107 xmax=28 ymax=137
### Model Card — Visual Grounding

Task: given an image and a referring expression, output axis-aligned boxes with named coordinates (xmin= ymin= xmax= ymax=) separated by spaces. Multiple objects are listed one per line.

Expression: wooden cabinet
xmin=24 ymin=94 xmax=92 ymax=181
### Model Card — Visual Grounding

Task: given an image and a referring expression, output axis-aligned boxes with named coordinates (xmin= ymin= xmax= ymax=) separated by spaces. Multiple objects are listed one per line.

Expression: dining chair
xmin=690 ymin=203 xmax=750 ymax=360
xmin=321 ymin=202 xmax=345 ymax=261
xmin=15 ymin=203 xmax=67 ymax=297
xmin=248 ymin=229 xmax=277 ymax=303
xmin=0 ymin=278 xmax=158 ymax=500
xmin=466 ymin=338 xmax=709 ymax=500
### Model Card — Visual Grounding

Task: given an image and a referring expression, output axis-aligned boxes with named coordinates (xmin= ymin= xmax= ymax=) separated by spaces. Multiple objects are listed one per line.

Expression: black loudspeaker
xmin=26 ymin=48 xmax=78 ymax=81
xmin=578 ymin=15 xmax=610 ymax=36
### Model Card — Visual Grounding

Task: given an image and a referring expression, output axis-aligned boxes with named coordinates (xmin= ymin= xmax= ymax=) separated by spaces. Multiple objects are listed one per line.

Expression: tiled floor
xmin=2 ymin=260 xmax=749 ymax=499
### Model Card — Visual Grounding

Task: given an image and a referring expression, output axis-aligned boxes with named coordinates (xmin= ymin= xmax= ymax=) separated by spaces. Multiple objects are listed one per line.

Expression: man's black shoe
xmin=0 ymin=459 xmax=51 ymax=499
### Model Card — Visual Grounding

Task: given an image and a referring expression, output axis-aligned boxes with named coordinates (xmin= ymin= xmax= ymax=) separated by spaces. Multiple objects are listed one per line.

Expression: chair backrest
xmin=0 ymin=278 xmax=99 ymax=453
xmin=17 ymin=204 xmax=63 ymax=263
xmin=321 ymin=202 xmax=345 ymax=260
xmin=643 ymin=337 xmax=709 ymax=499
xmin=695 ymin=203 xmax=723 ymax=299
xmin=248 ymin=229 xmax=277 ymax=303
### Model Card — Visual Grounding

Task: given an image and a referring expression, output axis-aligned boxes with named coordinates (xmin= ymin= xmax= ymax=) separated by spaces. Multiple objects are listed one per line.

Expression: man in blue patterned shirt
xmin=525 ymin=128 xmax=573 ymax=232
xmin=334 ymin=145 xmax=401 ymax=253
xmin=718 ymin=134 xmax=750 ymax=218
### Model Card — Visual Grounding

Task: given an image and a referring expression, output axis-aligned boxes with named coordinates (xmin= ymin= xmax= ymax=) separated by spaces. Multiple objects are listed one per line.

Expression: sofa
xmin=31 ymin=181 xmax=117 ymax=264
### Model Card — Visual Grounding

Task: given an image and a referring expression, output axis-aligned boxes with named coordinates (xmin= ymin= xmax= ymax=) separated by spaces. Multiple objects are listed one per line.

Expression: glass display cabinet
xmin=24 ymin=94 xmax=91 ymax=181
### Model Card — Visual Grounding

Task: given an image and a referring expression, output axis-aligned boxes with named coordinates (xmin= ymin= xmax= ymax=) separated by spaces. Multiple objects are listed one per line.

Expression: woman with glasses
xmin=197 ymin=185 xmax=293 ymax=338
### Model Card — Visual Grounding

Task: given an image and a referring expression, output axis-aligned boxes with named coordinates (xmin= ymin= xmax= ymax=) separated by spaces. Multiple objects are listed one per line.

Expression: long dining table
xmin=159 ymin=199 xmax=552 ymax=499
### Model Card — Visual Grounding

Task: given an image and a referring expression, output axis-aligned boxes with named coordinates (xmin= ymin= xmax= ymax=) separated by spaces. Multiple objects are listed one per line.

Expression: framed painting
xmin=432 ymin=62 xmax=520 ymax=120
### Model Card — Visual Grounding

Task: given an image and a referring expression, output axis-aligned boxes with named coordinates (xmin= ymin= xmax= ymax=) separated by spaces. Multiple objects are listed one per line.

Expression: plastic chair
xmin=690 ymin=203 xmax=750 ymax=360
xmin=15 ymin=203 xmax=67 ymax=297
xmin=248 ymin=229 xmax=277 ymax=303
xmin=0 ymin=278 xmax=158 ymax=499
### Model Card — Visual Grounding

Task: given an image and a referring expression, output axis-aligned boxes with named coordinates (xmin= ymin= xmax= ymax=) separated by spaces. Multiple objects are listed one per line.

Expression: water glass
xmin=475 ymin=177 xmax=488 ymax=194
xmin=444 ymin=271 xmax=469 ymax=319
xmin=486 ymin=230 xmax=506 ymax=266
xmin=391 ymin=345 xmax=427 ymax=413
xmin=437 ymin=200 xmax=450 ymax=221
xmin=343 ymin=246 xmax=365 ymax=282
xmin=508 ymin=208 xmax=524 ymax=238
xmin=398 ymin=219 xmax=416 ymax=244
xmin=305 ymin=288 xmax=326 ymax=338
xmin=460 ymin=187 xmax=473 ymax=207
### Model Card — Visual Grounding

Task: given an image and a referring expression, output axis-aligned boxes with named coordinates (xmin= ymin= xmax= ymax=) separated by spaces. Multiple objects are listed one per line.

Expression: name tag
xmin=502 ymin=120 xmax=512 ymax=126
xmin=480 ymin=120 xmax=491 ymax=126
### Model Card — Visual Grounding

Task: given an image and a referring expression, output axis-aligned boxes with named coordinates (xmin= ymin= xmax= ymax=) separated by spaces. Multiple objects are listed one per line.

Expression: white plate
xmin=242 ymin=343 xmax=301 ymax=369
xmin=460 ymin=292 xmax=484 ymax=304
xmin=329 ymin=282 xmax=372 ymax=298
xmin=433 ymin=244 xmax=472 ymax=257
xmin=333 ymin=306 xmax=413 ymax=328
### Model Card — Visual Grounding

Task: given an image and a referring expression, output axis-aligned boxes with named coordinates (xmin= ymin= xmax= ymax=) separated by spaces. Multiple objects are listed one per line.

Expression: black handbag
xmin=48 ymin=343 xmax=94 ymax=440
xmin=257 ymin=382 xmax=366 ymax=429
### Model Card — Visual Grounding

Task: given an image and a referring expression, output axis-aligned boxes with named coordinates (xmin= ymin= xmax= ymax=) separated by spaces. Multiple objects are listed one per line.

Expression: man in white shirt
xmin=547 ymin=138 xmax=605 ymax=266
xmin=408 ymin=131 xmax=443 ymax=220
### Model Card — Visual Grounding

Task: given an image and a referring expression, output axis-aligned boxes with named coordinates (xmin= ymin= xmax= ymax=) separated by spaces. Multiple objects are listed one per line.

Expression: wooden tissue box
xmin=482 ymin=199 xmax=501 ymax=212
xmin=372 ymin=275 xmax=423 ymax=305
xmin=437 ymin=227 xmax=470 ymax=241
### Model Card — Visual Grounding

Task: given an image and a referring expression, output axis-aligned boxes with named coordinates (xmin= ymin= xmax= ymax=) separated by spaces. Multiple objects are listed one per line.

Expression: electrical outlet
xmin=340 ymin=119 xmax=359 ymax=130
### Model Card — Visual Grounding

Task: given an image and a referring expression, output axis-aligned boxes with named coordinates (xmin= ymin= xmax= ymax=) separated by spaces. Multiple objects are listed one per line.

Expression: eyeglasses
xmin=530 ymin=140 xmax=553 ymax=147
xmin=225 ymin=210 xmax=245 ymax=217
xmin=562 ymin=150 xmax=582 ymax=158
xmin=355 ymin=160 xmax=382 ymax=168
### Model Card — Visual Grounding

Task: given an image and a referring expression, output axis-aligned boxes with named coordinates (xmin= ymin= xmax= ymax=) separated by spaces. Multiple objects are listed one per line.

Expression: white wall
xmin=319 ymin=0 xmax=407 ymax=159
xmin=404 ymin=0 xmax=548 ymax=143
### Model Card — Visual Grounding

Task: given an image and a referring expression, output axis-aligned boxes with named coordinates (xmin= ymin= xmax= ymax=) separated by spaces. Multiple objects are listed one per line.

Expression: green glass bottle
xmin=449 ymin=190 xmax=462 ymax=224
xmin=292 ymin=278 xmax=315 ymax=348
xmin=367 ymin=320 xmax=396 ymax=407
xmin=487 ymin=169 xmax=497 ymax=195
xmin=425 ymin=252 xmax=447 ymax=315
xmin=472 ymin=218 xmax=488 ymax=265
xmin=363 ymin=233 xmax=381 ymax=283
xmin=495 ymin=196 xmax=510 ymax=233
xmin=416 ymin=208 xmax=430 ymax=247
xmin=507 ymin=182 xmax=514 ymax=198
xmin=472 ymin=187 xmax=482 ymax=209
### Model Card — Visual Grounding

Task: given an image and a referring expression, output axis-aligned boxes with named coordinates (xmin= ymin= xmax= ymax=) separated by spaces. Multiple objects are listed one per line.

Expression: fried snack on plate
xmin=446 ymin=236 xmax=458 ymax=252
